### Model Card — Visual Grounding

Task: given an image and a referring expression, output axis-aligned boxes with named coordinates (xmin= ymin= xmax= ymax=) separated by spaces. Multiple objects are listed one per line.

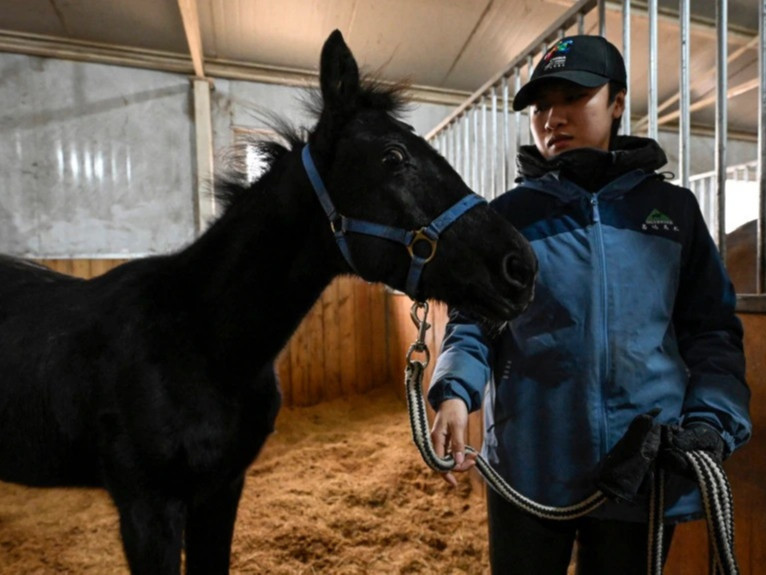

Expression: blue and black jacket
xmin=429 ymin=136 xmax=752 ymax=522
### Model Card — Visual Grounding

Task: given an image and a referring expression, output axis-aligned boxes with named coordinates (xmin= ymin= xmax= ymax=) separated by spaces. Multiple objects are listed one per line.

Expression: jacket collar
xmin=515 ymin=136 xmax=668 ymax=199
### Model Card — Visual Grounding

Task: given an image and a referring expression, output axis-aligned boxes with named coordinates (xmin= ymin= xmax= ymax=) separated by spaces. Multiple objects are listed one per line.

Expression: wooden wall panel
xmin=665 ymin=313 xmax=766 ymax=574
xmin=38 ymin=259 xmax=129 ymax=278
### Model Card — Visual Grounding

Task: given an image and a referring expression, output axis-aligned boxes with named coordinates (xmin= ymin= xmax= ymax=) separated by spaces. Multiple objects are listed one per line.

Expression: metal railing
xmin=427 ymin=0 xmax=766 ymax=311
xmin=427 ymin=0 xmax=599 ymax=202
xmin=685 ymin=160 xmax=758 ymax=236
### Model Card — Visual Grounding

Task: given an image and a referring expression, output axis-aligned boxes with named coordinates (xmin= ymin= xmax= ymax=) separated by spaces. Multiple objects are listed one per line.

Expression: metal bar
xmin=598 ymin=0 xmax=606 ymax=36
xmin=622 ymin=0 xmax=631 ymax=136
xmin=527 ymin=54 xmax=534 ymax=146
xmin=491 ymin=86 xmax=498 ymax=199
xmin=502 ymin=75 xmax=510 ymax=193
xmin=735 ymin=295 xmax=766 ymax=312
xmin=456 ymin=123 xmax=461 ymax=171
xmin=473 ymin=106 xmax=479 ymax=193
xmin=452 ymin=124 xmax=458 ymax=169
xmin=679 ymin=0 xmax=691 ymax=188
xmin=464 ymin=114 xmax=471 ymax=185
xmin=481 ymin=100 xmax=487 ymax=197
xmin=425 ymin=0 xmax=598 ymax=140
xmin=192 ymin=79 xmax=215 ymax=232
xmin=578 ymin=11 xmax=585 ymax=35
xmin=648 ymin=0 xmax=658 ymax=140
xmin=716 ymin=0 xmax=728 ymax=256
xmin=514 ymin=67 xmax=522 ymax=180
xmin=440 ymin=130 xmax=447 ymax=163
xmin=759 ymin=0 xmax=766 ymax=293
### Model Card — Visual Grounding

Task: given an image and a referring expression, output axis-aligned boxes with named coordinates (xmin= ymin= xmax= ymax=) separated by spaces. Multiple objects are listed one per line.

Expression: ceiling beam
xmin=0 ymin=30 xmax=468 ymax=106
xmin=648 ymin=77 xmax=759 ymax=129
xmin=177 ymin=0 xmax=205 ymax=79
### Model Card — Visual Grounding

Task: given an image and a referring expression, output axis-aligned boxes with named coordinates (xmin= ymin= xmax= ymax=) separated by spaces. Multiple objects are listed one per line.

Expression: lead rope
xmin=404 ymin=301 xmax=740 ymax=575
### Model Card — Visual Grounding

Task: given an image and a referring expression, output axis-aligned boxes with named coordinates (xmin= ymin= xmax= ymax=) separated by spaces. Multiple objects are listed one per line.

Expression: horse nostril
xmin=502 ymin=253 xmax=532 ymax=291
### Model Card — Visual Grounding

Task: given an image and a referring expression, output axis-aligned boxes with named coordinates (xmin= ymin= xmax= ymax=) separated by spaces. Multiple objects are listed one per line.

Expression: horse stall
xmin=1 ymin=1 xmax=766 ymax=575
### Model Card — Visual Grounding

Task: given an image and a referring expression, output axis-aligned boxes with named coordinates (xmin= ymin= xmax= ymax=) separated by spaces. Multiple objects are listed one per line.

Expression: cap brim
xmin=512 ymin=70 xmax=610 ymax=111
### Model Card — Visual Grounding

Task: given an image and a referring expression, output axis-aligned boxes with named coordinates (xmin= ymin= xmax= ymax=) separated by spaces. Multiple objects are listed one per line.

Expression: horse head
xmin=306 ymin=30 xmax=537 ymax=321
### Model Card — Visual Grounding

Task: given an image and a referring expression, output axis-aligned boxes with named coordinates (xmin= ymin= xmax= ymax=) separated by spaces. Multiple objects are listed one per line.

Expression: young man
xmin=428 ymin=35 xmax=751 ymax=574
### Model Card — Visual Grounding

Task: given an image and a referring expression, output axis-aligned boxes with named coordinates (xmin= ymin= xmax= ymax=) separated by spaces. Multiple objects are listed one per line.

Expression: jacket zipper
xmin=590 ymin=195 xmax=610 ymax=457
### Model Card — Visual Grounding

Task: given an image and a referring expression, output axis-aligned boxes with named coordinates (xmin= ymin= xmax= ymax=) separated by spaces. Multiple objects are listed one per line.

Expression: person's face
xmin=529 ymin=80 xmax=625 ymax=159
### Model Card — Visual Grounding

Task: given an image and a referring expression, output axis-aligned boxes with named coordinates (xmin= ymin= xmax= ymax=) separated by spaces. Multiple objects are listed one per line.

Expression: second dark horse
xmin=0 ymin=31 xmax=537 ymax=574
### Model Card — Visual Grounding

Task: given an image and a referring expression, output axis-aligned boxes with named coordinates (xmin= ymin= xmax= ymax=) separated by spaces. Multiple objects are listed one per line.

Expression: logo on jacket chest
xmin=642 ymin=208 xmax=679 ymax=232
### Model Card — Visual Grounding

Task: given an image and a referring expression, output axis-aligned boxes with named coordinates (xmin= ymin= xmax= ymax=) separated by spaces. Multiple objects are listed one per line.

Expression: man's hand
xmin=430 ymin=398 xmax=476 ymax=487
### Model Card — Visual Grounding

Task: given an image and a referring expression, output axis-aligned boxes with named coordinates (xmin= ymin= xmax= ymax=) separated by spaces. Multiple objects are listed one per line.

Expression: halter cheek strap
xmin=301 ymin=144 xmax=485 ymax=299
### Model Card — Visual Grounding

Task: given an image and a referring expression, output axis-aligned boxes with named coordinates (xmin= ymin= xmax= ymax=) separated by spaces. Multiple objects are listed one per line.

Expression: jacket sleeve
xmin=427 ymin=308 xmax=493 ymax=413
xmin=673 ymin=198 xmax=752 ymax=456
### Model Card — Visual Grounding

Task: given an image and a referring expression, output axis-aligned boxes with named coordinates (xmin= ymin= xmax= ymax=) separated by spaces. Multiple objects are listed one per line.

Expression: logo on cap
xmin=544 ymin=39 xmax=574 ymax=61
xmin=543 ymin=39 xmax=574 ymax=71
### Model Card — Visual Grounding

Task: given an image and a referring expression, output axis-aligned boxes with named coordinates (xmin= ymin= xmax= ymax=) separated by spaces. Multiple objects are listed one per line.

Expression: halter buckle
xmin=407 ymin=228 xmax=437 ymax=263
xmin=330 ymin=215 xmax=344 ymax=234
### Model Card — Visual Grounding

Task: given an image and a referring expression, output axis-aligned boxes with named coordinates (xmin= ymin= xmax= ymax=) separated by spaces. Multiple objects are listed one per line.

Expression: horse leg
xmin=185 ymin=474 xmax=245 ymax=575
xmin=184 ymin=364 xmax=280 ymax=575
xmin=112 ymin=490 xmax=186 ymax=575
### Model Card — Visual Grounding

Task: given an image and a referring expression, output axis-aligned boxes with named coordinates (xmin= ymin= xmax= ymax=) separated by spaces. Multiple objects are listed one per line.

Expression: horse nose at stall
xmin=502 ymin=250 xmax=537 ymax=300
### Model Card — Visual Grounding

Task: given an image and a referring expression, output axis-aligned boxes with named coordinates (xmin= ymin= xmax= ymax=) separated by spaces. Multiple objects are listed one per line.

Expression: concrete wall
xmin=0 ymin=53 xmax=196 ymax=258
xmin=0 ymin=52 xmax=455 ymax=259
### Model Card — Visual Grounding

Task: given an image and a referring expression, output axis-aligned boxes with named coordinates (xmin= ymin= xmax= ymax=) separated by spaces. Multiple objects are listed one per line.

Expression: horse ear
xmin=319 ymin=30 xmax=360 ymax=115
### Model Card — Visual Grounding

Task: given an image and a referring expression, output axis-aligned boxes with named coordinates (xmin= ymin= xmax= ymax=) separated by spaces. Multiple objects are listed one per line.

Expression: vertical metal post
xmin=453 ymin=123 xmax=459 ymax=170
xmin=193 ymin=79 xmax=215 ymax=233
xmin=514 ymin=67 xmax=523 ymax=180
xmin=622 ymin=0 xmax=631 ymax=136
xmin=759 ymin=0 xmax=766 ymax=292
xmin=472 ymin=106 xmax=479 ymax=193
xmin=527 ymin=55 xmax=534 ymax=146
xmin=679 ymin=0 xmax=691 ymax=188
xmin=464 ymin=114 xmax=471 ymax=185
xmin=502 ymin=76 xmax=510 ymax=194
xmin=491 ymin=86 xmax=498 ymax=199
xmin=598 ymin=0 xmax=606 ymax=36
xmin=577 ymin=11 xmax=585 ymax=35
xmin=480 ymin=100 xmax=487 ymax=197
xmin=716 ymin=0 xmax=728 ymax=256
xmin=648 ymin=0 xmax=658 ymax=141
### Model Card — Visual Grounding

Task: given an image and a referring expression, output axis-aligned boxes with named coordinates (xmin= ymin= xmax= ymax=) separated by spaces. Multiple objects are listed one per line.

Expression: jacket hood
xmin=516 ymin=136 xmax=668 ymax=192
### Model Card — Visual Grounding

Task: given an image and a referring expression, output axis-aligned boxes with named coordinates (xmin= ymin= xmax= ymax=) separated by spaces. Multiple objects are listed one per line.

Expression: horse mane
xmin=214 ymin=77 xmax=410 ymax=211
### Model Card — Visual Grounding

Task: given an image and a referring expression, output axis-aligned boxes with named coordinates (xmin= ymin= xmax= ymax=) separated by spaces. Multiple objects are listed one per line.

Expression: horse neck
xmin=175 ymin=151 xmax=342 ymax=368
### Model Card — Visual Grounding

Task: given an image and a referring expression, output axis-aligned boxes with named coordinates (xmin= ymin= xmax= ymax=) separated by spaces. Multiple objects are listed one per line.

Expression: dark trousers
xmin=487 ymin=488 xmax=676 ymax=575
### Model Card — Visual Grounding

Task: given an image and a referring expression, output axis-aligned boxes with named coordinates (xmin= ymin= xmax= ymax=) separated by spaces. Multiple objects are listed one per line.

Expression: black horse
xmin=0 ymin=31 xmax=536 ymax=574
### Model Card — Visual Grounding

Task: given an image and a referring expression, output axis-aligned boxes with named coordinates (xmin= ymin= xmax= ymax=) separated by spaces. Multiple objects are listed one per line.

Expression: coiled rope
xmin=404 ymin=301 xmax=740 ymax=575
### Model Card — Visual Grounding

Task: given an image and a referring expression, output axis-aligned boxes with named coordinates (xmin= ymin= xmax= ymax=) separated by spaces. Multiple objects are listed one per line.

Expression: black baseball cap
xmin=512 ymin=35 xmax=627 ymax=111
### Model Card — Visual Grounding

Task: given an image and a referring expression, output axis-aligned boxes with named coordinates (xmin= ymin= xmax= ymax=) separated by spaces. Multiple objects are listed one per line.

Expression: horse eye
xmin=382 ymin=146 xmax=406 ymax=168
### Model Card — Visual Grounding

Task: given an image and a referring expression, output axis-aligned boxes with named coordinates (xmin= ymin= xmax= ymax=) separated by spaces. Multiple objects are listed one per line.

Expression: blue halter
xmin=301 ymin=144 xmax=486 ymax=299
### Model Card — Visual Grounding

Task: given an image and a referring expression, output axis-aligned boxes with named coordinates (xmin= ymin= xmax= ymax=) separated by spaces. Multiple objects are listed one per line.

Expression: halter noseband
xmin=301 ymin=144 xmax=485 ymax=299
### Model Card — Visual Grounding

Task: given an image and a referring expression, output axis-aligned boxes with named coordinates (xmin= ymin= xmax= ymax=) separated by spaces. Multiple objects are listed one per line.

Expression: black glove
xmin=659 ymin=422 xmax=726 ymax=481
xmin=596 ymin=409 xmax=662 ymax=504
